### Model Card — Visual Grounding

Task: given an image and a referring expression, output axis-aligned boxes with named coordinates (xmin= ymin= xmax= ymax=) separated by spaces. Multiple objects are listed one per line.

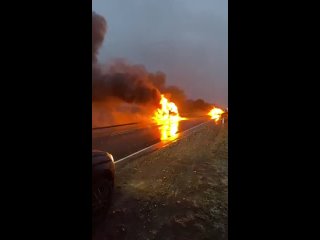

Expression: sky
xmin=92 ymin=0 xmax=228 ymax=107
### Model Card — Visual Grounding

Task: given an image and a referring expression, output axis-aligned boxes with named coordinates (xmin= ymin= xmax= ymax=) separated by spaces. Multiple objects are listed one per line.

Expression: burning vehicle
xmin=153 ymin=95 xmax=186 ymax=141
xmin=208 ymin=107 xmax=225 ymax=122
xmin=92 ymin=150 xmax=115 ymax=219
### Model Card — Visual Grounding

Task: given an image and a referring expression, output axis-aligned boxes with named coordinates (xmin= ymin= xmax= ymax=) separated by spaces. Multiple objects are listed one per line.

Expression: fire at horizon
xmin=208 ymin=107 xmax=225 ymax=122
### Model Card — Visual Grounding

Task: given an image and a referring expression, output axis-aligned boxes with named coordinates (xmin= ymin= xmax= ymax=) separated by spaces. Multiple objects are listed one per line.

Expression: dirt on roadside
xmin=93 ymin=121 xmax=228 ymax=240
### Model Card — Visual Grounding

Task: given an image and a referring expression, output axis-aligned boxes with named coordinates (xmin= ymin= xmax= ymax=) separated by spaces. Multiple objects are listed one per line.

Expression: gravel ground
xmin=93 ymin=121 xmax=228 ymax=240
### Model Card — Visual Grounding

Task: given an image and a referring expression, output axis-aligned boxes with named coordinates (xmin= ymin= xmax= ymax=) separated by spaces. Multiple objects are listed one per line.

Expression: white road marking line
xmin=178 ymin=120 xmax=209 ymax=135
xmin=115 ymin=142 xmax=161 ymax=164
xmin=115 ymin=120 xmax=210 ymax=164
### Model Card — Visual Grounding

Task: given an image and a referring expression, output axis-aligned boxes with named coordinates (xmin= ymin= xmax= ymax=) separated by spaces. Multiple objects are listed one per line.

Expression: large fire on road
xmin=153 ymin=95 xmax=186 ymax=141
xmin=208 ymin=107 xmax=225 ymax=122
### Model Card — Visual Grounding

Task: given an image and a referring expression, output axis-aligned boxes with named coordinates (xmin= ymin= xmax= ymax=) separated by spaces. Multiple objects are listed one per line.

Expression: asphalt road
xmin=92 ymin=117 xmax=209 ymax=161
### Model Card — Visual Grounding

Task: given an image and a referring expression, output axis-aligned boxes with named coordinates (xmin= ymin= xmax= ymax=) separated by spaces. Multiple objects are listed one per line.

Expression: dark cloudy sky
xmin=92 ymin=0 xmax=228 ymax=107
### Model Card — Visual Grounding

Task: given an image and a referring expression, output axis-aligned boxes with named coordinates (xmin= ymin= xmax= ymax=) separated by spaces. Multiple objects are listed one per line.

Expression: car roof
xmin=92 ymin=150 xmax=113 ymax=166
xmin=92 ymin=149 xmax=106 ymax=157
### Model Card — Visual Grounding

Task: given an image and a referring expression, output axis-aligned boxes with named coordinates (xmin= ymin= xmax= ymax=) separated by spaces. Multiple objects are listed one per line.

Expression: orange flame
xmin=153 ymin=95 xmax=185 ymax=141
xmin=208 ymin=107 xmax=225 ymax=122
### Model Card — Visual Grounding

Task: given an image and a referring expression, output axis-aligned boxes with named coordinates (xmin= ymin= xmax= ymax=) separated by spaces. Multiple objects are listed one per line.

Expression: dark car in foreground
xmin=92 ymin=150 xmax=115 ymax=220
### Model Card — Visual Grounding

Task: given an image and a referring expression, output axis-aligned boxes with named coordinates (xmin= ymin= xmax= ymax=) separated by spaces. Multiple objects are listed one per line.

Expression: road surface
xmin=93 ymin=121 xmax=228 ymax=240
xmin=92 ymin=117 xmax=209 ymax=161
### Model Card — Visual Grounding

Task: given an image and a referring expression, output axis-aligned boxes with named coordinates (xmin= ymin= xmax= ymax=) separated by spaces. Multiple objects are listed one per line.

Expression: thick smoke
xmin=93 ymin=60 xmax=161 ymax=106
xmin=92 ymin=12 xmax=213 ymax=127
xmin=92 ymin=12 xmax=107 ymax=63
xmin=92 ymin=12 xmax=161 ymax=107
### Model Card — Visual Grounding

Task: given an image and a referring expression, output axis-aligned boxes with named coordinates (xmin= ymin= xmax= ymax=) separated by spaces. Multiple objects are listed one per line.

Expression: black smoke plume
xmin=92 ymin=12 xmax=107 ymax=63
xmin=92 ymin=12 xmax=213 ymax=126
xmin=93 ymin=60 xmax=161 ymax=106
